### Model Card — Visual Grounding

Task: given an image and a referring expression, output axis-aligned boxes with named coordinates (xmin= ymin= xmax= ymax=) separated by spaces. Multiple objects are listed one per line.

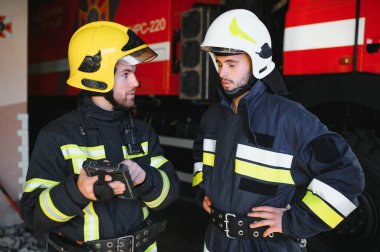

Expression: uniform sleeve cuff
xmin=65 ymin=174 xmax=91 ymax=208
xmin=282 ymin=210 xmax=291 ymax=236
xmin=134 ymin=165 xmax=155 ymax=195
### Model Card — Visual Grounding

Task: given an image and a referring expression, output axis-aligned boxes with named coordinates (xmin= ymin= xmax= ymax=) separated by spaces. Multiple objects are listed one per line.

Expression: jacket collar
xmin=219 ymin=80 xmax=268 ymax=141
xmin=79 ymin=95 xmax=128 ymax=128
xmin=220 ymin=79 xmax=267 ymax=112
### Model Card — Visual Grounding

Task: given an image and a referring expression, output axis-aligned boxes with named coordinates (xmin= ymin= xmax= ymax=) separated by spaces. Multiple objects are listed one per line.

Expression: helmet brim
xmin=201 ymin=46 xmax=244 ymax=56
xmin=118 ymin=46 xmax=157 ymax=65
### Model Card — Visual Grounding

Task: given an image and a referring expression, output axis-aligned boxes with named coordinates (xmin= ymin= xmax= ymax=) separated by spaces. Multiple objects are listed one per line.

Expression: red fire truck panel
xmin=283 ymin=0 xmax=380 ymax=75
xmin=28 ymin=0 xmax=219 ymax=96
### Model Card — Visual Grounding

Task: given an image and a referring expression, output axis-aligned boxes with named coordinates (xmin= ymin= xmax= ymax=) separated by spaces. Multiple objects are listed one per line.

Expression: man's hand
xmin=120 ymin=159 xmax=146 ymax=186
xmin=108 ymin=180 xmax=126 ymax=195
xmin=203 ymin=195 xmax=212 ymax=214
xmin=77 ymin=168 xmax=125 ymax=200
xmin=247 ymin=206 xmax=288 ymax=237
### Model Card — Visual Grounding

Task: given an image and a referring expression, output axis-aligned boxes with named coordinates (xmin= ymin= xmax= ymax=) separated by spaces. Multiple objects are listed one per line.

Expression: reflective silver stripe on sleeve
xmin=193 ymin=162 xmax=203 ymax=175
xmin=144 ymin=170 xmax=170 ymax=208
xmin=203 ymin=139 xmax=216 ymax=153
xmin=150 ymin=155 xmax=168 ymax=168
xmin=23 ymin=178 xmax=59 ymax=192
xmin=39 ymin=187 xmax=74 ymax=222
xmin=308 ymin=179 xmax=357 ymax=216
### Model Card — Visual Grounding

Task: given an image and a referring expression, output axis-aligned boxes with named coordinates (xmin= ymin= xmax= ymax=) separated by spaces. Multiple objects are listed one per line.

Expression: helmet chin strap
xmin=223 ymin=75 xmax=257 ymax=100
xmin=104 ymin=90 xmax=125 ymax=111
xmin=81 ymin=89 xmax=125 ymax=111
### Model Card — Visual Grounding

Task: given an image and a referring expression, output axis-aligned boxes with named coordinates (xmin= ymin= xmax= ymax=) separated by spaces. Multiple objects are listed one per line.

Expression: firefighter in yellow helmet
xmin=21 ymin=21 xmax=180 ymax=251
xmin=67 ymin=21 xmax=157 ymax=106
xmin=192 ymin=9 xmax=364 ymax=252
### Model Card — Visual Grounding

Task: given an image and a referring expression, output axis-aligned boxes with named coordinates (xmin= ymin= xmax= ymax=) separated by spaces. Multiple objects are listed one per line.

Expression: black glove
xmin=93 ymin=171 xmax=114 ymax=202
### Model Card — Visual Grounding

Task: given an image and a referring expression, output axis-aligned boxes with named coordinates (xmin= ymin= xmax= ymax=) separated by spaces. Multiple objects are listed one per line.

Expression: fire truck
xmin=28 ymin=0 xmax=380 ymax=251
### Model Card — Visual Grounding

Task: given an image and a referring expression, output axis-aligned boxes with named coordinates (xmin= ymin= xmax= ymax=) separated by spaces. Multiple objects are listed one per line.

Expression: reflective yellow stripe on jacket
xmin=145 ymin=241 xmax=157 ymax=252
xmin=235 ymin=144 xmax=295 ymax=184
xmin=24 ymin=178 xmax=73 ymax=223
xmin=83 ymin=202 xmax=99 ymax=242
xmin=302 ymin=178 xmax=357 ymax=228
xmin=61 ymin=144 xmax=106 ymax=240
xmin=144 ymin=155 xmax=170 ymax=208
xmin=192 ymin=162 xmax=203 ymax=187
xmin=122 ymin=142 xmax=149 ymax=159
xmin=82 ymin=203 xmax=150 ymax=242
xmin=61 ymin=144 xmax=106 ymax=174
xmin=39 ymin=186 xmax=75 ymax=222
xmin=193 ymin=138 xmax=216 ymax=186
xmin=23 ymin=178 xmax=59 ymax=193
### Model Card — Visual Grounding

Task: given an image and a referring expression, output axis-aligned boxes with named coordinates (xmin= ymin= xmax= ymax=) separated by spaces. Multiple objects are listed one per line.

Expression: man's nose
xmin=219 ymin=66 xmax=227 ymax=78
xmin=129 ymin=73 xmax=140 ymax=88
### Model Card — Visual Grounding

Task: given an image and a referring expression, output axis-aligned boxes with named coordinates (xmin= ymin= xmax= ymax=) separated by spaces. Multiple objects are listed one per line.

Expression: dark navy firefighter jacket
xmin=21 ymin=96 xmax=180 ymax=251
xmin=193 ymin=80 xmax=365 ymax=252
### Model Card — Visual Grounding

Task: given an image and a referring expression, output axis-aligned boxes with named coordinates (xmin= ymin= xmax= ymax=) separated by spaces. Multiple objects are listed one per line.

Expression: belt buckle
xmin=117 ymin=235 xmax=134 ymax=252
xmin=224 ymin=213 xmax=236 ymax=239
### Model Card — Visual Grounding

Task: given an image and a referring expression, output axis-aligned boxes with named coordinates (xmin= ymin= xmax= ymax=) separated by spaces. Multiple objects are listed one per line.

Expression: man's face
xmin=215 ymin=53 xmax=252 ymax=92
xmin=113 ymin=62 xmax=139 ymax=109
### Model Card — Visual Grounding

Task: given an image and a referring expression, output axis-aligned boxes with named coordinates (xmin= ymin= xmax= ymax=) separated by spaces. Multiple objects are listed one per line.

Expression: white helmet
xmin=201 ymin=9 xmax=275 ymax=79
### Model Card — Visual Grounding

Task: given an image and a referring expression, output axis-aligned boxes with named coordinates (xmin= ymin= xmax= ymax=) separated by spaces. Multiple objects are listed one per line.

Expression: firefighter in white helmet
xmin=192 ymin=9 xmax=364 ymax=252
xmin=21 ymin=21 xmax=180 ymax=251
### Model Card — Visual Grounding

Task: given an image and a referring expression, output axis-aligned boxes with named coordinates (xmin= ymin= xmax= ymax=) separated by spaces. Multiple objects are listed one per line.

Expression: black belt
xmin=85 ymin=220 xmax=166 ymax=252
xmin=47 ymin=220 xmax=166 ymax=252
xmin=210 ymin=206 xmax=282 ymax=240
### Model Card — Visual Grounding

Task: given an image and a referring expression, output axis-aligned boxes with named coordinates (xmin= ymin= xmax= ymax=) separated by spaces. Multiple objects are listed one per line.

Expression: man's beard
xmin=220 ymin=72 xmax=254 ymax=99
xmin=115 ymin=96 xmax=135 ymax=110
xmin=220 ymin=72 xmax=251 ymax=91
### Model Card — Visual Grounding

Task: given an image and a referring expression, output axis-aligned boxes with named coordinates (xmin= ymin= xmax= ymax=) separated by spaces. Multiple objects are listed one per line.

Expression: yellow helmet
xmin=67 ymin=21 xmax=157 ymax=93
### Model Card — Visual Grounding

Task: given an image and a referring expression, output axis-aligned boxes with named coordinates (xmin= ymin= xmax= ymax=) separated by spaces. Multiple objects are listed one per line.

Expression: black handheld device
xmin=83 ymin=159 xmax=138 ymax=200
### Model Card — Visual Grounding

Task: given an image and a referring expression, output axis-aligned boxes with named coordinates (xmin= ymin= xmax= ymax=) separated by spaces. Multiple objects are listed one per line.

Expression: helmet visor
xmin=119 ymin=47 xmax=157 ymax=65
xmin=201 ymin=46 xmax=244 ymax=55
